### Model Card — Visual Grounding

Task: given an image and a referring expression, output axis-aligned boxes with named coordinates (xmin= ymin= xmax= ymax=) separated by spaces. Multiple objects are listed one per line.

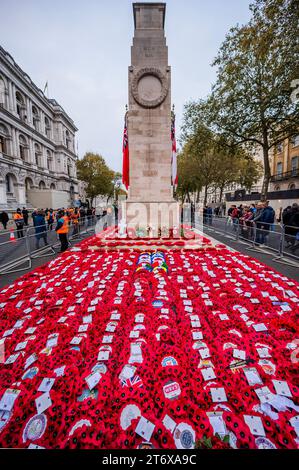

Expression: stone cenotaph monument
xmin=124 ymin=2 xmax=179 ymax=232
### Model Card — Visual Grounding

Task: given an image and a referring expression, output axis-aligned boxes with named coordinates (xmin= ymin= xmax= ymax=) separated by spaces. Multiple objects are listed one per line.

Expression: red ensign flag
xmin=122 ymin=113 xmax=129 ymax=189
xmin=171 ymin=112 xmax=178 ymax=186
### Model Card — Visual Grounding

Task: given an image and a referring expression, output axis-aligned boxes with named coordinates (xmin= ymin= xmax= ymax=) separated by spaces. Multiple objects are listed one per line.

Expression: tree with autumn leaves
xmin=76 ymin=152 xmax=117 ymax=207
xmin=180 ymin=0 xmax=299 ymax=201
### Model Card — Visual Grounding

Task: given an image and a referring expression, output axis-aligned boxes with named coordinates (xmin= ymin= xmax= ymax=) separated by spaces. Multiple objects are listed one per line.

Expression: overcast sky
xmin=1 ymin=0 xmax=251 ymax=172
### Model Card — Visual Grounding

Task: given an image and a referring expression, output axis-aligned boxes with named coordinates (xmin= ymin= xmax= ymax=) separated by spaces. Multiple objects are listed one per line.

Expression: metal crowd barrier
xmin=0 ymin=215 xmax=99 ymax=276
xmin=198 ymin=215 xmax=299 ymax=265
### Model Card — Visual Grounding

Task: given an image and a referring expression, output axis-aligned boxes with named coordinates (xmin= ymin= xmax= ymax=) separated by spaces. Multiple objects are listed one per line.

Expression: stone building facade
xmin=270 ymin=135 xmax=299 ymax=192
xmin=0 ymin=46 xmax=79 ymax=211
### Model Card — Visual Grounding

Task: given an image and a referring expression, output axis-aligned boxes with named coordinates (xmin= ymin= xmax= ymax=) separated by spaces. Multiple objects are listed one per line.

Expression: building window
xmin=45 ymin=116 xmax=51 ymax=138
xmin=289 ymin=183 xmax=296 ymax=190
xmin=0 ymin=76 xmax=6 ymax=108
xmin=67 ymin=159 xmax=72 ymax=176
xmin=47 ymin=150 xmax=53 ymax=171
xmin=16 ymin=91 xmax=26 ymax=121
xmin=65 ymin=130 xmax=71 ymax=150
xmin=291 ymin=135 xmax=299 ymax=147
xmin=34 ymin=143 xmax=41 ymax=167
xmin=39 ymin=181 xmax=46 ymax=190
xmin=276 ymin=162 xmax=283 ymax=176
xmin=6 ymin=174 xmax=11 ymax=193
xmin=0 ymin=123 xmax=10 ymax=154
xmin=276 ymin=142 xmax=283 ymax=153
xmin=291 ymin=156 xmax=298 ymax=176
xmin=274 ymin=185 xmax=280 ymax=191
xmin=50 ymin=183 xmax=56 ymax=190
xmin=19 ymin=134 xmax=28 ymax=161
xmin=32 ymin=106 xmax=40 ymax=131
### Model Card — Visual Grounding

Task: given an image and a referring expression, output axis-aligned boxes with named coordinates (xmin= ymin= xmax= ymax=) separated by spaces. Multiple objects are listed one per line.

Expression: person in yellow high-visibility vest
xmin=55 ymin=210 xmax=69 ymax=252
xmin=71 ymin=207 xmax=80 ymax=236
xmin=13 ymin=208 xmax=24 ymax=238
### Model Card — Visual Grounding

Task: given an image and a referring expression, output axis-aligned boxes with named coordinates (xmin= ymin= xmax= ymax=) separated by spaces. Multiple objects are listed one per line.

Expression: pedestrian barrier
xmin=0 ymin=215 xmax=99 ymax=276
xmin=198 ymin=215 xmax=299 ymax=265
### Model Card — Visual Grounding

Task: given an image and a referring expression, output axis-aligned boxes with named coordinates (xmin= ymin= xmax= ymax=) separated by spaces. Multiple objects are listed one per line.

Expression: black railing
xmin=271 ymin=169 xmax=299 ymax=181
xmin=226 ymin=188 xmax=299 ymax=202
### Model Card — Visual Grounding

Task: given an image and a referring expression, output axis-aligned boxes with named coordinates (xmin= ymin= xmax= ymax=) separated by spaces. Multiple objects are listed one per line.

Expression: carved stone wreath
xmin=131 ymin=67 xmax=168 ymax=108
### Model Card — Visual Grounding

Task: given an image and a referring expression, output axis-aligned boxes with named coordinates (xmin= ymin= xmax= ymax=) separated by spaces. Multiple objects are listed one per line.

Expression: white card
xmin=244 ymin=415 xmax=265 ymax=437
xmin=5 ymin=353 xmax=20 ymax=364
xmin=201 ymin=367 xmax=216 ymax=381
xmin=257 ymin=348 xmax=271 ymax=358
xmin=98 ymin=350 xmax=109 ymax=361
xmin=119 ymin=365 xmax=136 ymax=380
xmin=253 ymin=323 xmax=268 ymax=332
xmin=199 ymin=348 xmax=210 ymax=359
xmin=192 ymin=331 xmax=203 ymax=340
xmin=243 ymin=368 xmax=263 ymax=386
xmin=210 ymin=387 xmax=227 ymax=403
xmin=0 ymin=389 xmax=20 ymax=411
xmin=25 ymin=327 xmax=36 ymax=335
xmin=111 ymin=313 xmax=121 ymax=320
xmin=70 ymin=336 xmax=82 ymax=345
xmin=35 ymin=392 xmax=52 ymax=414
xmin=38 ymin=378 xmax=55 ymax=393
xmin=78 ymin=324 xmax=88 ymax=332
xmin=25 ymin=353 xmax=38 ymax=369
xmin=162 ymin=414 xmax=177 ymax=434
xmin=135 ymin=416 xmax=155 ymax=441
xmin=272 ymin=380 xmax=292 ymax=398
xmin=102 ymin=335 xmax=113 ymax=344
xmin=130 ymin=331 xmax=140 ymax=339
xmin=85 ymin=371 xmax=101 ymax=390
xmin=208 ymin=413 xmax=227 ymax=435
xmin=233 ymin=349 xmax=246 ymax=360
xmin=15 ymin=341 xmax=27 ymax=351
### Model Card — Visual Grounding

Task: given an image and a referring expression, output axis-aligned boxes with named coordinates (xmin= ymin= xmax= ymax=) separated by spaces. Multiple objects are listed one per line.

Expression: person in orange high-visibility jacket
xmin=13 ymin=208 xmax=24 ymax=238
xmin=71 ymin=207 xmax=80 ymax=236
xmin=55 ymin=210 xmax=69 ymax=252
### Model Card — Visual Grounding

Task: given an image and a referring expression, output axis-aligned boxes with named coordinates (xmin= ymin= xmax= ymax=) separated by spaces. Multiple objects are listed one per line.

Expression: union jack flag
xmin=121 ymin=375 xmax=143 ymax=388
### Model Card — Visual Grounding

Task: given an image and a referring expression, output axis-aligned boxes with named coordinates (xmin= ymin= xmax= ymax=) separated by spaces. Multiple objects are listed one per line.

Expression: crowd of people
xmin=0 ymin=206 xmax=96 ymax=252
xmin=226 ymin=202 xmax=299 ymax=252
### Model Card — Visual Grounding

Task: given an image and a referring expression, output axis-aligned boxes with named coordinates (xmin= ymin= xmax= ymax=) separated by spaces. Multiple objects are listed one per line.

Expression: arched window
xmin=32 ymin=106 xmax=40 ymax=131
xmin=289 ymin=183 xmax=296 ymax=190
xmin=25 ymin=177 xmax=34 ymax=202
xmin=34 ymin=143 xmax=42 ymax=167
xmin=5 ymin=173 xmax=17 ymax=196
xmin=16 ymin=91 xmax=26 ymax=120
xmin=50 ymin=183 xmax=56 ymax=190
xmin=19 ymin=134 xmax=28 ymax=161
xmin=6 ymin=174 xmax=11 ymax=193
xmin=65 ymin=130 xmax=71 ymax=149
xmin=39 ymin=181 xmax=46 ymax=190
xmin=274 ymin=185 xmax=280 ymax=191
xmin=0 ymin=123 xmax=10 ymax=155
xmin=44 ymin=116 xmax=51 ymax=138
xmin=0 ymin=76 xmax=6 ymax=108
xmin=47 ymin=150 xmax=53 ymax=171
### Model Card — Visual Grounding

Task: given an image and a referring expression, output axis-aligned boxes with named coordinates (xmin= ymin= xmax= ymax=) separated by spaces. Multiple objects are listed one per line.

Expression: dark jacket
xmin=33 ymin=214 xmax=47 ymax=234
xmin=260 ymin=206 xmax=275 ymax=225
xmin=0 ymin=212 xmax=9 ymax=223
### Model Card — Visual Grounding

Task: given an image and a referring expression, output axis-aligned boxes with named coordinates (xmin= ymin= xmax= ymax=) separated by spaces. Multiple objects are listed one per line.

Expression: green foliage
xmin=182 ymin=0 xmax=299 ymax=199
xmin=76 ymin=152 xmax=115 ymax=205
